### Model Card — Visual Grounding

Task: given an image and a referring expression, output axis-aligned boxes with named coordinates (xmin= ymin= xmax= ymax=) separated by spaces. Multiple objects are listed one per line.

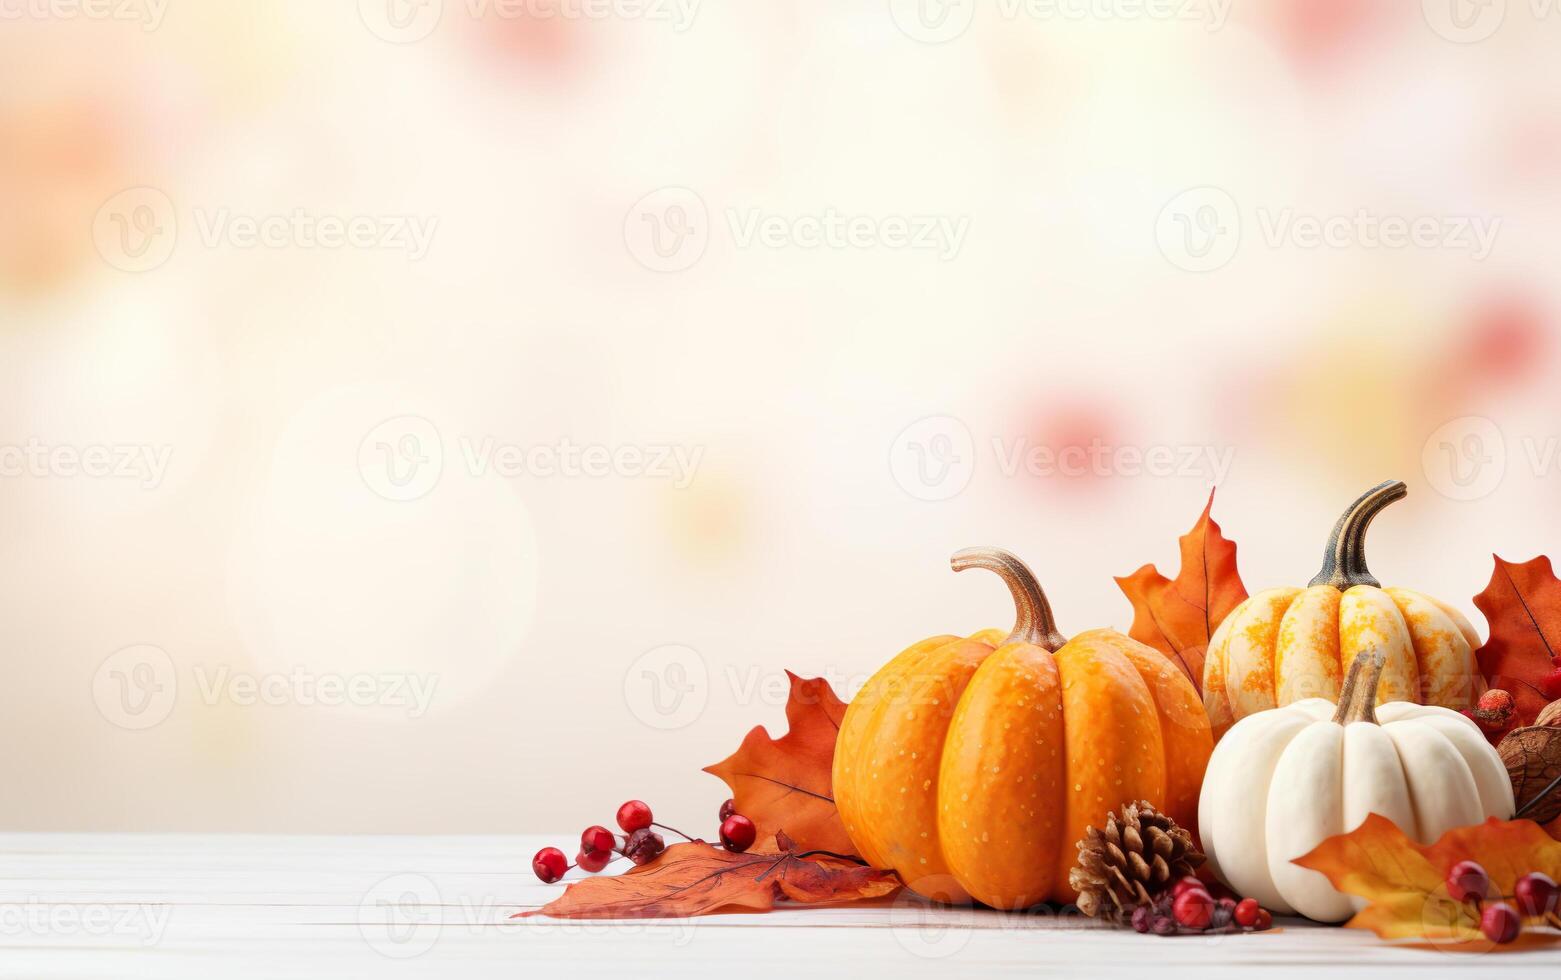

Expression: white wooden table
xmin=2 ymin=834 xmax=1557 ymax=978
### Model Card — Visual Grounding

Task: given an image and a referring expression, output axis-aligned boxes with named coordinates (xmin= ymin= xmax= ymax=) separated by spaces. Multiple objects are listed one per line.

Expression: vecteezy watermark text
xmin=0 ymin=440 xmax=171 ymax=489
xmin=192 ymin=666 xmax=438 ymax=718
xmin=0 ymin=901 xmax=171 ymax=945
xmin=0 ymin=0 xmax=167 ymax=30
xmin=888 ymin=416 xmax=1234 ymax=502
xmin=1253 ymin=209 xmax=1500 ymax=259
xmin=624 ymin=187 xmax=971 ymax=272
xmin=191 ymin=209 xmax=438 ymax=259
xmin=1155 ymin=187 xmax=1502 ymax=272
xmin=358 ymin=416 xmax=704 ymax=502
xmin=458 ymin=437 xmax=702 ymax=487
xmin=93 ymin=188 xmax=439 ymax=273
xmin=726 ymin=209 xmax=970 ymax=261
xmin=92 ymin=645 xmax=440 ymax=730
xmin=993 ymin=438 xmax=1233 ymax=480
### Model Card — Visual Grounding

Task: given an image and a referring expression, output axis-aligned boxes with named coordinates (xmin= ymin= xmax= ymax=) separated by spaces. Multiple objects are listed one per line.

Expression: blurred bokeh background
xmin=2 ymin=0 xmax=1558 ymax=833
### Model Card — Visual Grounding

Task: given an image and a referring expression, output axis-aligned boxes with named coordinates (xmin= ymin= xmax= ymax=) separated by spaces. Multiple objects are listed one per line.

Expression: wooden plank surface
xmin=0 ymin=834 xmax=1556 ymax=978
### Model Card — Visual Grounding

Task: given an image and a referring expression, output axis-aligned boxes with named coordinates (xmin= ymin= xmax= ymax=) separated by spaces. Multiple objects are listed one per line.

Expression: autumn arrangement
xmin=522 ymin=480 xmax=1561 ymax=950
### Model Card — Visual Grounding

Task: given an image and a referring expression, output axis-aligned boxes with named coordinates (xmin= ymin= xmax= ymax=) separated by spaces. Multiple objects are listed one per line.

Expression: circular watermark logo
xmin=92 ymin=645 xmax=178 ymax=730
xmin=888 ymin=0 xmax=976 ymax=43
xmin=359 ymin=416 xmax=444 ymax=502
xmin=93 ymin=187 xmax=178 ymax=273
xmin=1155 ymin=186 xmax=1240 ymax=273
xmin=358 ymin=0 xmax=444 ymax=43
xmin=1421 ymin=0 xmax=1504 ymax=43
xmin=358 ymin=873 xmax=442 ymax=958
xmin=624 ymin=187 xmax=710 ymax=273
xmin=623 ymin=644 xmax=708 ymax=730
xmin=889 ymin=415 xmax=975 ymax=502
xmin=888 ymin=882 xmax=979 ymax=959
xmin=1422 ymin=416 xmax=1505 ymax=501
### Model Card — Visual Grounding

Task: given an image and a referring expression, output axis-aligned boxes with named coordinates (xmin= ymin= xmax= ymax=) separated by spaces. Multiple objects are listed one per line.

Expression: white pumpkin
xmin=1198 ymin=650 xmax=1514 ymax=922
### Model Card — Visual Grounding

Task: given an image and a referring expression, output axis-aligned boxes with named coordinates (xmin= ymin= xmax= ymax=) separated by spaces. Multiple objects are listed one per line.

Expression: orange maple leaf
xmin=703 ymin=672 xmax=855 ymax=856
xmin=518 ymin=839 xmax=898 ymax=919
xmin=1475 ymin=555 xmax=1561 ymax=730
xmin=1293 ymin=813 xmax=1561 ymax=948
xmin=1115 ymin=488 xmax=1247 ymax=693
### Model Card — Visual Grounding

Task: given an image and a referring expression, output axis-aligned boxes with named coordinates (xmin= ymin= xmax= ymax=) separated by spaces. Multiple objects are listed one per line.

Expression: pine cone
xmin=1069 ymin=800 xmax=1205 ymax=920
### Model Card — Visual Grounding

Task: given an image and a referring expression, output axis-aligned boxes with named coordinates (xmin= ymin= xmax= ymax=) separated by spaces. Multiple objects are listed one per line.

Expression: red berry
xmin=1515 ymin=872 xmax=1559 ymax=917
xmin=1172 ymin=888 xmax=1214 ymax=930
xmin=1447 ymin=860 xmax=1490 ymax=903
xmin=1481 ymin=902 xmax=1521 ymax=944
xmin=1254 ymin=908 xmax=1273 ymax=931
xmin=1151 ymin=914 xmax=1177 ymax=935
xmin=719 ymin=814 xmax=757 ymax=852
xmin=575 ymin=848 xmax=611 ymax=873
xmin=1234 ymin=897 xmax=1261 ymax=927
xmin=580 ymin=825 xmax=616 ymax=857
xmin=616 ymin=800 xmax=653 ymax=833
xmin=1471 ymin=690 xmax=1516 ymax=733
xmin=1170 ymin=876 xmax=1204 ymax=900
xmin=1480 ymin=688 xmax=1515 ymax=712
xmin=1543 ymin=669 xmax=1561 ymax=701
xmin=531 ymin=847 xmax=568 ymax=883
xmin=719 ymin=799 xmax=737 ymax=822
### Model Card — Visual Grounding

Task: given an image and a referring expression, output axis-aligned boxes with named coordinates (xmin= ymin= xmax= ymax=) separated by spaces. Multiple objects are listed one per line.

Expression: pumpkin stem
xmin=1331 ymin=650 xmax=1386 ymax=725
xmin=950 ymin=547 xmax=1066 ymax=651
xmin=1308 ymin=480 xmax=1407 ymax=590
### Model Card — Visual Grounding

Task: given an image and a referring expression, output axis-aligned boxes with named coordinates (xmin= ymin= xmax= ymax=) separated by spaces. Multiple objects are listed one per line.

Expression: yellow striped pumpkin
xmin=1203 ymin=481 xmax=1482 ymax=740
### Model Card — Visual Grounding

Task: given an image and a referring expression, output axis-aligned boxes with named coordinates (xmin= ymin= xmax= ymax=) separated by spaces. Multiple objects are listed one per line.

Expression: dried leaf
xmin=1115 ymin=488 xmax=1247 ymax=693
xmin=518 ymin=841 xmax=898 ymax=919
xmin=1294 ymin=813 xmax=1561 ymax=947
xmin=1474 ymin=555 xmax=1561 ymax=729
xmin=703 ymin=672 xmax=855 ymax=856
xmin=1500 ymin=726 xmax=1561 ymax=823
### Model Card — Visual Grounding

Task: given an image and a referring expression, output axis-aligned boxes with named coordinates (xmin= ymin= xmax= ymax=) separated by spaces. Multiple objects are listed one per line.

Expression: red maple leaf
xmin=1474 ymin=554 xmax=1561 ymax=729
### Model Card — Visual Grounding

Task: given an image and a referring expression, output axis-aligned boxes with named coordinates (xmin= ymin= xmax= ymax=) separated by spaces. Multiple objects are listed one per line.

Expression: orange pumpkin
xmin=832 ymin=548 xmax=1213 ymax=909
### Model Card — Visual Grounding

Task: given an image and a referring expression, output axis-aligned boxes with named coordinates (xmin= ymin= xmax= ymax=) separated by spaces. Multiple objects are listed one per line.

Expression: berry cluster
xmin=531 ymin=799 xmax=759 ymax=883
xmin=1130 ymin=878 xmax=1273 ymax=936
xmin=1445 ymin=859 xmax=1558 ymax=944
